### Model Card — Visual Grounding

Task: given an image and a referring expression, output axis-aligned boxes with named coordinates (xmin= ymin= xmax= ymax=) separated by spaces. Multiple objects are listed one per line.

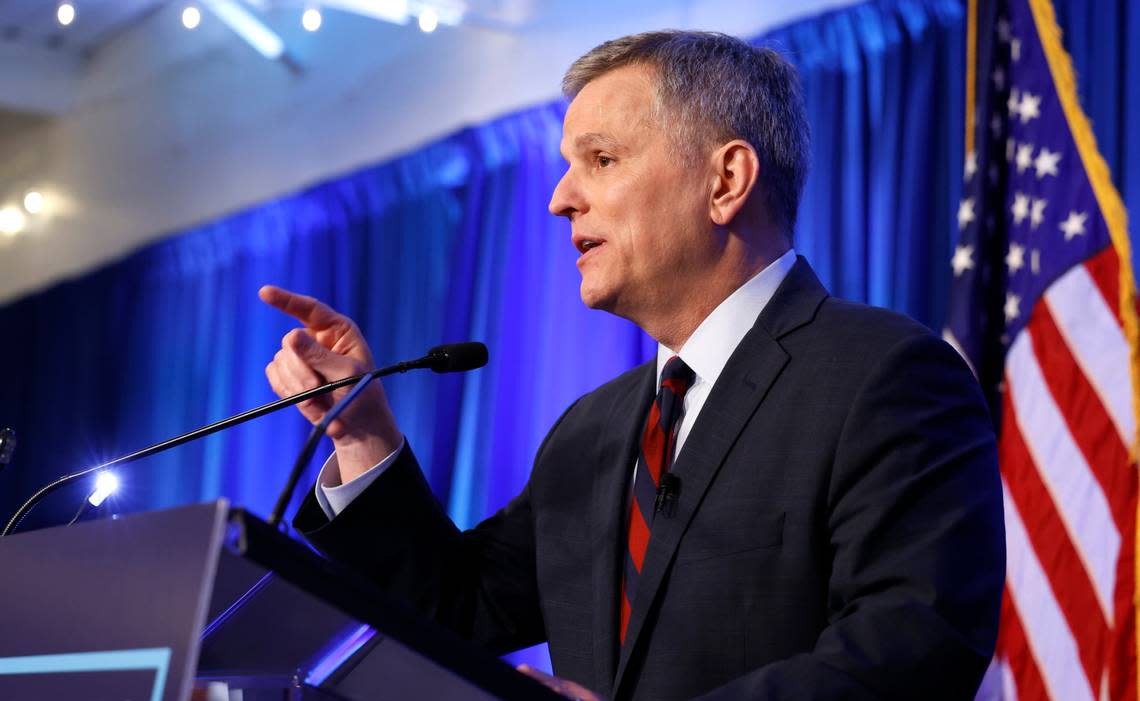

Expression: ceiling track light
xmin=200 ymin=0 xmax=293 ymax=66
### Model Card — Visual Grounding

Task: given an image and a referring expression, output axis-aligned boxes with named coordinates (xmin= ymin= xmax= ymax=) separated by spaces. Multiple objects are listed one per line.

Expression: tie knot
xmin=660 ymin=356 xmax=695 ymax=396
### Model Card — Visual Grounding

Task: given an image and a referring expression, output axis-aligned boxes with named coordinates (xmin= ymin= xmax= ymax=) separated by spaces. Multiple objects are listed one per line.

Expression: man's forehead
xmin=560 ymin=66 xmax=659 ymax=150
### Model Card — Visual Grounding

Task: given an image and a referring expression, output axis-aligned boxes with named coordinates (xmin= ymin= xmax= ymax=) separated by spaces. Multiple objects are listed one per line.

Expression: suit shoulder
xmin=805 ymin=296 xmax=940 ymax=353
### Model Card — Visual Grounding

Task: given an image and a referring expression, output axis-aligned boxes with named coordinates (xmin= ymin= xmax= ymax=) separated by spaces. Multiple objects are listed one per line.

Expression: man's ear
xmin=709 ymin=140 xmax=761 ymax=227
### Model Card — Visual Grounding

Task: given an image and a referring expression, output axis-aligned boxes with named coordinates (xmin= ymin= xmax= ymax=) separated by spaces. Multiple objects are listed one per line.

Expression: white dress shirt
xmin=315 ymin=249 xmax=798 ymax=519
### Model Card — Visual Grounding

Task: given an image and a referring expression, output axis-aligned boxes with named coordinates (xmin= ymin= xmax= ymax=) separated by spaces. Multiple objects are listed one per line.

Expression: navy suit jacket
xmin=296 ymin=258 xmax=1005 ymax=700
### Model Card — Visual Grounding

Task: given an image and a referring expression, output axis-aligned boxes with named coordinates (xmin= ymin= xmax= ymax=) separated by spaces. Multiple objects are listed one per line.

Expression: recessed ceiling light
xmin=23 ymin=191 xmax=44 ymax=214
xmin=0 ymin=207 xmax=26 ymax=237
xmin=302 ymin=8 xmax=322 ymax=32
xmin=182 ymin=6 xmax=201 ymax=30
xmin=57 ymin=3 xmax=75 ymax=26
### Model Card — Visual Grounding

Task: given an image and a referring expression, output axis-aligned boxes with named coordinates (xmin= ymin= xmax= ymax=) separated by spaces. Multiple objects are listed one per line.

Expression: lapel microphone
xmin=654 ymin=473 xmax=680 ymax=518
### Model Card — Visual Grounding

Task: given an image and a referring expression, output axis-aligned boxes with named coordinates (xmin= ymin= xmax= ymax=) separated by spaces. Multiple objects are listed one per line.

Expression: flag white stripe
xmin=1001 ymin=657 xmax=1018 ymax=701
xmin=1044 ymin=263 xmax=1136 ymax=449
xmin=1007 ymin=330 xmax=1119 ymax=622
xmin=1003 ymin=483 xmax=1095 ymax=701
xmin=975 ymin=656 xmax=1018 ymax=701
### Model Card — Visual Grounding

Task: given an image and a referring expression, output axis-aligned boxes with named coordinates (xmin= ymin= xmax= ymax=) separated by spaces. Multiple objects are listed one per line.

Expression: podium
xmin=0 ymin=501 xmax=561 ymax=700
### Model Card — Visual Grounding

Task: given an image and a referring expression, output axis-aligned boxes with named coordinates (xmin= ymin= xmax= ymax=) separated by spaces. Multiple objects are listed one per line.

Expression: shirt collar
xmin=656 ymin=248 xmax=797 ymax=386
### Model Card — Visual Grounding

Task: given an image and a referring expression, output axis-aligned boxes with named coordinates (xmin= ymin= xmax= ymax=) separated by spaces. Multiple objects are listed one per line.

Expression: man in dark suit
xmin=261 ymin=31 xmax=1004 ymax=700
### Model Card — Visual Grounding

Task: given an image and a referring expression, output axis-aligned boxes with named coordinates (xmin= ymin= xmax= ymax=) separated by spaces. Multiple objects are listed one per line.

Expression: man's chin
xmin=579 ymin=284 xmax=616 ymax=313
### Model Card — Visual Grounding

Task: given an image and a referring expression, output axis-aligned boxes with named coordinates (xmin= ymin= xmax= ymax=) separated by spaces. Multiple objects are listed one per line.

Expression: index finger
xmin=259 ymin=285 xmax=343 ymax=329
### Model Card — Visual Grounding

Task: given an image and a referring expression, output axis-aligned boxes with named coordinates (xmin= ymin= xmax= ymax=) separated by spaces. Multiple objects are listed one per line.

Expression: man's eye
xmin=597 ymin=155 xmax=614 ymax=167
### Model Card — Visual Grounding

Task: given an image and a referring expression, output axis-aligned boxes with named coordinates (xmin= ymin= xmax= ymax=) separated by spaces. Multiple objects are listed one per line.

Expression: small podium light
xmin=88 ymin=472 xmax=119 ymax=507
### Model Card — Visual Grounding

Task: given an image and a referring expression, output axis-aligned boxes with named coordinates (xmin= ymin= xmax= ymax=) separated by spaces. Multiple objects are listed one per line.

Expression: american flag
xmin=944 ymin=0 xmax=1140 ymax=698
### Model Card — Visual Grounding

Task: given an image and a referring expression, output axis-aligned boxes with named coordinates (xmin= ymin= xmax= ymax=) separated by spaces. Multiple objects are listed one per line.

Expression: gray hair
xmin=562 ymin=30 xmax=810 ymax=235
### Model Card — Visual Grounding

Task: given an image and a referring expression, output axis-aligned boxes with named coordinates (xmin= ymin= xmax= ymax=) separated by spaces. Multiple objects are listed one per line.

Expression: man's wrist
xmin=332 ymin=430 xmax=401 ymax=483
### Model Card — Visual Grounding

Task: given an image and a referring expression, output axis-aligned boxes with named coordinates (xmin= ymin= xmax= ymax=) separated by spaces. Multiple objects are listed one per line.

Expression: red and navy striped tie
xmin=620 ymin=355 xmax=695 ymax=644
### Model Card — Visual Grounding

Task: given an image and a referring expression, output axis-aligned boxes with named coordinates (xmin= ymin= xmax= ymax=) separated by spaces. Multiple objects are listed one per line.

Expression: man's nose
xmin=548 ymin=168 xmax=581 ymax=219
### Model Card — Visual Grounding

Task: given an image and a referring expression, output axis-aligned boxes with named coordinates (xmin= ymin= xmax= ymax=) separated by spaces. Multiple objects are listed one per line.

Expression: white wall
xmin=0 ymin=0 xmax=856 ymax=305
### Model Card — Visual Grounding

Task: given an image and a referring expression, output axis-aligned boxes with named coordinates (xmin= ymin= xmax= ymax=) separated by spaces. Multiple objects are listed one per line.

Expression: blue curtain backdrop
xmin=13 ymin=0 xmax=1130 ymax=669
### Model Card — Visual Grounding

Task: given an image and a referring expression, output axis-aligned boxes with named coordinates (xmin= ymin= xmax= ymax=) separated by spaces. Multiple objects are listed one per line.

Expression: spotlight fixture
xmin=182 ymin=6 xmax=201 ymax=29
xmin=23 ymin=191 xmax=44 ymax=215
xmin=418 ymin=7 xmax=438 ymax=32
xmin=57 ymin=3 xmax=76 ymax=26
xmin=0 ymin=207 xmax=25 ymax=237
xmin=302 ymin=8 xmax=322 ymax=32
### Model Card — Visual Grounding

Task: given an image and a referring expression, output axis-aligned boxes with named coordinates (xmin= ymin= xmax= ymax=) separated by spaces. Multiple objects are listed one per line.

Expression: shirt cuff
xmin=314 ymin=436 xmax=407 ymax=519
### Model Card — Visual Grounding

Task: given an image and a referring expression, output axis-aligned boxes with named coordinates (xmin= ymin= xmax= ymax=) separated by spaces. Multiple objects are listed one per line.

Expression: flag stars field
xmin=1009 ymin=89 xmax=1022 ymax=120
xmin=1017 ymin=90 xmax=1041 ymax=123
xmin=952 ymin=244 xmax=976 ymax=277
xmin=959 ymin=198 xmax=977 ymax=230
xmin=1012 ymin=192 xmax=1031 ymax=224
xmin=1016 ymin=143 xmax=1035 ymax=173
xmin=1059 ymin=211 xmax=1088 ymax=241
xmin=1004 ymin=292 xmax=1021 ymax=322
xmin=1034 ymin=147 xmax=1061 ymax=178
xmin=1007 ymin=243 xmax=1026 ymax=273
xmin=1029 ymin=197 xmax=1047 ymax=229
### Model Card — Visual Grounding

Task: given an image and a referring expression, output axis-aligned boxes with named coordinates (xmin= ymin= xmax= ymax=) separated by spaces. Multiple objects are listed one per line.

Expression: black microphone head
xmin=426 ymin=342 xmax=488 ymax=373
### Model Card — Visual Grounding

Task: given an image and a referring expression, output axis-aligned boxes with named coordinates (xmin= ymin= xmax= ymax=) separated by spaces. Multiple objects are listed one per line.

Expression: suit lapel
xmin=611 ymin=258 xmax=828 ymax=694
xmin=590 ymin=361 xmax=655 ymax=696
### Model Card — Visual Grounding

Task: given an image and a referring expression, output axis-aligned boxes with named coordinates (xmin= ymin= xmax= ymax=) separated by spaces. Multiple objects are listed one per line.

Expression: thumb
xmin=286 ymin=329 xmax=364 ymax=382
xmin=285 ymin=328 xmax=337 ymax=366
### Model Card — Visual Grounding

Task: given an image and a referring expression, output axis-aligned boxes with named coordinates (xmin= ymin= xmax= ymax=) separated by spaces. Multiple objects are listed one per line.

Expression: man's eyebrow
xmin=574 ymin=132 xmax=624 ymax=151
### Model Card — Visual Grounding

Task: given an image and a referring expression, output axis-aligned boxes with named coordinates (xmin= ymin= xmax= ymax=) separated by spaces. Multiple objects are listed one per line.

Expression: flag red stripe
xmin=1028 ymin=302 xmax=1134 ymax=529
xmin=1001 ymin=387 xmax=1108 ymax=690
xmin=1000 ymin=586 xmax=1051 ymax=701
xmin=1084 ymin=245 xmax=1124 ymax=327
xmin=1108 ymin=477 xmax=1138 ymax=701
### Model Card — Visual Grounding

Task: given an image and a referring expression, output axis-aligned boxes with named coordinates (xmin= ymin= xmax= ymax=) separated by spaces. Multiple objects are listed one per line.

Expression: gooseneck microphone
xmin=1 ymin=342 xmax=487 ymax=537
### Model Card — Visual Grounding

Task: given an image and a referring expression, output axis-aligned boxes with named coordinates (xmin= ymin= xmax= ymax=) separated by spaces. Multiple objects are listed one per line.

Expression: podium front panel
xmin=0 ymin=501 xmax=229 ymax=701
